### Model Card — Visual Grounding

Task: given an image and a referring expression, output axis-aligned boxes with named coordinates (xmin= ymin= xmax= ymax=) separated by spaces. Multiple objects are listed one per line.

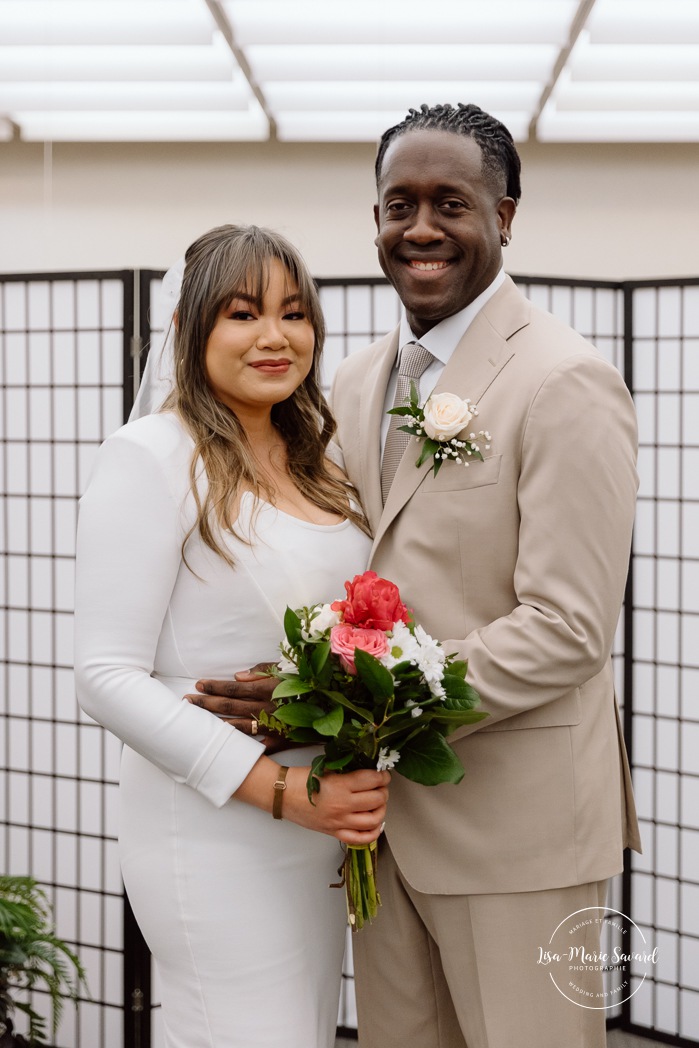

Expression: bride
xmin=74 ymin=224 xmax=389 ymax=1048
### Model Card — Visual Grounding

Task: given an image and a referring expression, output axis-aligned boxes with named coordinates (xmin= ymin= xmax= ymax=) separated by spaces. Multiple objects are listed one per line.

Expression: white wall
xmin=1 ymin=138 xmax=698 ymax=279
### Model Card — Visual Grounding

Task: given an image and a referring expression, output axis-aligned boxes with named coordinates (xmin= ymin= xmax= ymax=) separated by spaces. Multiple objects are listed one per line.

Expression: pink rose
xmin=330 ymin=624 xmax=391 ymax=675
xmin=331 ymin=570 xmax=410 ymax=632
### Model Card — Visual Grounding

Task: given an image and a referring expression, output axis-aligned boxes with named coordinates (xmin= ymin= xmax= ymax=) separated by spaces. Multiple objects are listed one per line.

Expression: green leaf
xmin=286 ymin=727 xmax=321 ymax=744
xmin=283 ymin=606 xmax=303 ymax=645
xmin=325 ymin=752 xmax=355 ymax=771
xmin=272 ymin=677 xmax=315 ymax=699
xmin=442 ymin=676 xmax=482 ymax=708
xmin=390 ymin=660 xmax=419 ymax=679
xmin=388 ymin=405 xmax=416 ymax=417
xmin=354 ymin=648 xmax=395 ymax=700
xmin=447 ymin=659 xmax=468 ymax=678
xmin=322 ymin=689 xmax=376 ymax=723
xmin=312 ymin=705 xmax=344 ymax=736
xmin=272 ymin=702 xmax=325 ymax=726
xmin=396 ymin=730 xmax=466 ymax=786
xmin=409 ymin=381 xmax=420 ymax=409
xmin=310 ymin=640 xmax=331 ymax=676
xmin=415 ymin=438 xmax=440 ymax=468
xmin=258 ymin=710 xmax=291 ymax=736
xmin=307 ymin=754 xmax=326 ymax=803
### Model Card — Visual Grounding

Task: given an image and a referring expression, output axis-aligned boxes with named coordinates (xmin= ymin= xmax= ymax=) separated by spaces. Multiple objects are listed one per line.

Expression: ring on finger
xmin=251 ymin=718 xmax=258 ymax=736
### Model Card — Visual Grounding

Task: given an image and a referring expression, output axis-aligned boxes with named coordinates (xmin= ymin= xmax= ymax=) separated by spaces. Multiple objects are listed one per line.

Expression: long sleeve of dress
xmin=74 ymin=423 xmax=265 ymax=807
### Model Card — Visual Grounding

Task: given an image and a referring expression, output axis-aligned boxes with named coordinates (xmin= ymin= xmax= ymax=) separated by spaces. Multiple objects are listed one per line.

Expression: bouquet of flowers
xmin=259 ymin=570 xmax=488 ymax=929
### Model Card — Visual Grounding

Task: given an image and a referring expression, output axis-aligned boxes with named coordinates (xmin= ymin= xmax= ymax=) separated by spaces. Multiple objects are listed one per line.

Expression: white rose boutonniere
xmin=388 ymin=382 xmax=492 ymax=477
xmin=422 ymin=392 xmax=474 ymax=441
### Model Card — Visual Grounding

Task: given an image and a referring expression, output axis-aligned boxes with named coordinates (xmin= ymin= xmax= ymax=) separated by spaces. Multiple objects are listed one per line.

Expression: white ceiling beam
xmin=0 ymin=0 xmax=215 ymax=45
xmin=537 ymin=109 xmax=699 ymax=141
xmin=553 ymin=81 xmax=699 ymax=111
xmin=586 ymin=0 xmax=699 ymax=45
xmin=570 ymin=44 xmax=699 ymax=81
xmin=275 ymin=110 xmax=532 ymax=143
xmin=0 ymin=42 xmax=236 ymax=82
xmin=246 ymin=44 xmax=559 ymax=82
xmin=1 ymin=82 xmax=253 ymax=112
xmin=223 ymin=0 xmax=577 ymax=45
xmin=263 ymin=81 xmax=542 ymax=112
xmin=15 ymin=109 xmax=269 ymax=142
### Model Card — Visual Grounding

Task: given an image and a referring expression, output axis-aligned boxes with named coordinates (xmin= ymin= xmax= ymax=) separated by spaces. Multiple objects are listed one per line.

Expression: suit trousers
xmin=352 ymin=841 xmax=609 ymax=1048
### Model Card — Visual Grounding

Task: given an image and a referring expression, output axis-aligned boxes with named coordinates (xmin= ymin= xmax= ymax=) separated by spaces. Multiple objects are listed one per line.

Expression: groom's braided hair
xmin=375 ymin=103 xmax=522 ymax=204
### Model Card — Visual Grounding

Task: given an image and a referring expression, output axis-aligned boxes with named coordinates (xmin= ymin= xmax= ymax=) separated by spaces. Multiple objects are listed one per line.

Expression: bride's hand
xmin=283 ymin=767 xmax=390 ymax=845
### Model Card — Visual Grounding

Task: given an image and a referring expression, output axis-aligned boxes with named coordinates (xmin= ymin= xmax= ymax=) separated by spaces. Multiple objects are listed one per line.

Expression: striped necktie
xmin=380 ymin=341 xmax=434 ymax=502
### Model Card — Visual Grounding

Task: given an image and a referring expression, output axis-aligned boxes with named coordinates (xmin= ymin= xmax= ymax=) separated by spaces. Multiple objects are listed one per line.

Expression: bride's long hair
xmin=162 ymin=223 xmax=369 ymax=565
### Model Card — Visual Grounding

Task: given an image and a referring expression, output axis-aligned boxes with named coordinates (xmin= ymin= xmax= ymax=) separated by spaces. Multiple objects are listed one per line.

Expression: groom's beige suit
xmin=332 ymin=275 xmax=640 ymax=1047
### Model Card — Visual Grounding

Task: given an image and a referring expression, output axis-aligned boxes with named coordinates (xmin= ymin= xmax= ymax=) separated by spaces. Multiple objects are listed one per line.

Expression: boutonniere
xmin=388 ymin=383 xmax=492 ymax=477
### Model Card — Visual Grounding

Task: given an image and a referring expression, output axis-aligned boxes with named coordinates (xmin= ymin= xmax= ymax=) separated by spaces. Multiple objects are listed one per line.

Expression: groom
xmin=195 ymin=103 xmax=640 ymax=1047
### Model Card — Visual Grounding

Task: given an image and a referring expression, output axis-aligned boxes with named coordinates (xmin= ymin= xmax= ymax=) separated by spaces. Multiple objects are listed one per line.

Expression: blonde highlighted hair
xmin=162 ymin=223 xmax=369 ymax=564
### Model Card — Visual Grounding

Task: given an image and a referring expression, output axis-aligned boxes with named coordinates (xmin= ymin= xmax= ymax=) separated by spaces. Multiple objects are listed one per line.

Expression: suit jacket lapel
xmin=371 ymin=277 xmax=529 ymax=554
xmin=356 ymin=328 xmax=399 ymax=534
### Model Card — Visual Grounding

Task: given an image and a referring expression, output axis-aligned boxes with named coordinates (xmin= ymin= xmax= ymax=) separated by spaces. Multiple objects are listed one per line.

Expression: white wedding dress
xmin=74 ymin=412 xmax=372 ymax=1048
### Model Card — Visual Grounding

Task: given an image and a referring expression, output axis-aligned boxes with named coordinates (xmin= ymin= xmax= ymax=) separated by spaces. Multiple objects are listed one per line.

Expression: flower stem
xmin=343 ymin=841 xmax=381 ymax=931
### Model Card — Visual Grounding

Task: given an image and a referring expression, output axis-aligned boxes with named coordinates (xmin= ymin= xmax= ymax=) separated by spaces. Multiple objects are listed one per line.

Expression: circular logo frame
xmin=538 ymin=906 xmax=658 ymax=1011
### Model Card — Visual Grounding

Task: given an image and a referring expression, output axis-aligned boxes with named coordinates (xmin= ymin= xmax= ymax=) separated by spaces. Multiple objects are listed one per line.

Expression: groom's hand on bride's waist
xmin=185 ymin=665 xmax=292 ymax=754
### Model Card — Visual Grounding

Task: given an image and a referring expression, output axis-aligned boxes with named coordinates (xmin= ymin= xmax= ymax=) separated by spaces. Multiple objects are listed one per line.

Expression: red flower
xmin=331 ymin=570 xmax=410 ymax=632
xmin=330 ymin=624 xmax=391 ymax=675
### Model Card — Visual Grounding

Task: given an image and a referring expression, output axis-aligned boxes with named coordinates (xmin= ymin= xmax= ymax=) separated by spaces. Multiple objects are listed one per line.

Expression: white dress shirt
xmin=380 ymin=268 xmax=506 ymax=451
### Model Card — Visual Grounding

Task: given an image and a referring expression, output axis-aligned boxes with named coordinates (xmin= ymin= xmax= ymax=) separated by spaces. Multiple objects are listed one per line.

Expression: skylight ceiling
xmin=1 ymin=0 xmax=698 ymax=144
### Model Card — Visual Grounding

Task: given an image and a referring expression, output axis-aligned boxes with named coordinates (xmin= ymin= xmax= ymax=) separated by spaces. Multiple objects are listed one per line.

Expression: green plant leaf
xmin=446 ymin=659 xmax=468 ymax=678
xmin=283 ymin=606 xmax=303 ymax=645
xmin=0 ymin=875 xmax=88 ymax=1041
xmin=322 ymin=689 xmax=375 ymax=723
xmin=325 ymin=752 xmax=354 ymax=771
xmin=395 ymin=730 xmax=466 ymax=786
xmin=388 ymin=405 xmax=416 ymax=417
xmin=272 ymin=702 xmax=325 ymax=726
xmin=442 ymin=676 xmax=482 ymax=708
xmin=310 ymin=640 xmax=331 ymax=676
xmin=272 ymin=678 xmax=315 ymax=699
xmin=415 ymin=438 xmax=440 ymax=468
xmin=312 ymin=705 xmax=344 ymax=736
xmin=307 ymin=754 xmax=326 ymax=803
xmin=354 ymin=649 xmax=395 ymax=700
xmin=286 ymin=727 xmax=320 ymax=744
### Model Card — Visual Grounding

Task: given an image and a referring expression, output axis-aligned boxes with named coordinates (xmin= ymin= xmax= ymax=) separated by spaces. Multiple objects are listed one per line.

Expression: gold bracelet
xmin=272 ymin=766 xmax=289 ymax=820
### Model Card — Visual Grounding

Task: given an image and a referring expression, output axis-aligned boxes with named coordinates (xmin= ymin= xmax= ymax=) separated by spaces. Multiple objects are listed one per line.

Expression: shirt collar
xmin=397 ymin=267 xmax=506 ymax=367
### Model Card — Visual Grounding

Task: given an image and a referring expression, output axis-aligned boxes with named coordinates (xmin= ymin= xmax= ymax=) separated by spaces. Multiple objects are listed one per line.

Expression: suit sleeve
xmin=450 ymin=353 xmax=638 ymax=737
xmin=74 ymin=431 xmax=265 ymax=806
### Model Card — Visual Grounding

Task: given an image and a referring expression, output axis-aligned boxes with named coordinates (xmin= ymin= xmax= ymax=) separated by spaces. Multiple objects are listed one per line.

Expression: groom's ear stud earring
xmin=501 ymin=235 xmax=510 ymax=247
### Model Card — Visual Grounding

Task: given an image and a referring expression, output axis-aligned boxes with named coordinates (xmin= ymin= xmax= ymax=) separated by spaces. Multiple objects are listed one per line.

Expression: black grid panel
xmin=625 ymin=280 xmax=699 ymax=1046
xmin=4 ymin=270 xmax=691 ymax=1047
xmin=0 ymin=271 xmax=133 ymax=1048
